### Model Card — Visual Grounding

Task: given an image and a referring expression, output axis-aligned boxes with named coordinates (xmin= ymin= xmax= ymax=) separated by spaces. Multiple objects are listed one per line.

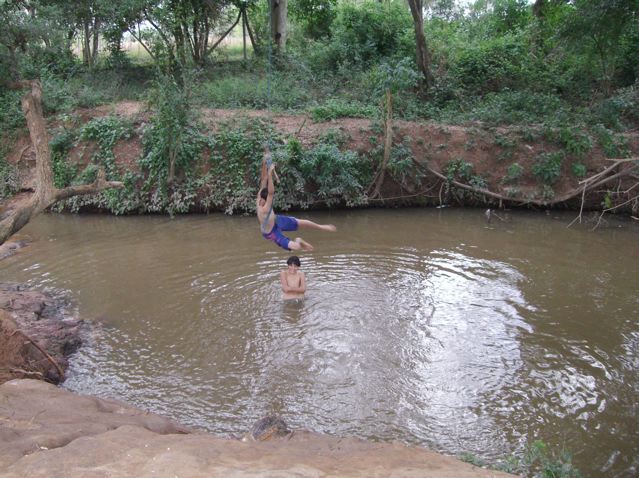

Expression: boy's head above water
xmin=286 ymin=256 xmax=301 ymax=268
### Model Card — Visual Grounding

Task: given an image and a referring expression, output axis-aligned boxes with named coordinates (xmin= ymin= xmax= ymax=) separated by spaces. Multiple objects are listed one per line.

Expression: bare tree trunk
xmin=244 ymin=10 xmax=260 ymax=55
xmin=0 ymin=81 xmax=123 ymax=246
xmin=91 ymin=18 xmax=100 ymax=65
xmin=205 ymin=9 xmax=242 ymax=57
xmin=369 ymin=90 xmax=394 ymax=198
xmin=83 ymin=20 xmax=91 ymax=66
xmin=270 ymin=0 xmax=287 ymax=53
xmin=407 ymin=0 xmax=433 ymax=89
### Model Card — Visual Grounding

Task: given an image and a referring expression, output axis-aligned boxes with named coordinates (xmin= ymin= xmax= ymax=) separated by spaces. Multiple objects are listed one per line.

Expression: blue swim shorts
xmin=262 ymin=215 xmax=299 ymax=250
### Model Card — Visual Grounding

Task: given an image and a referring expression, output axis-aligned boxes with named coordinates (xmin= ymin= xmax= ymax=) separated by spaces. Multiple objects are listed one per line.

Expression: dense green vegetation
xmin=0 ymin=0 xmax=637 ymax=215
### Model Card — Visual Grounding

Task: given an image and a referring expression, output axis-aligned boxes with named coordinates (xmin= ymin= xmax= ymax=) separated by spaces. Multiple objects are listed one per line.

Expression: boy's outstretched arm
xmin=259 ymin=157 xmax=268 ymax=190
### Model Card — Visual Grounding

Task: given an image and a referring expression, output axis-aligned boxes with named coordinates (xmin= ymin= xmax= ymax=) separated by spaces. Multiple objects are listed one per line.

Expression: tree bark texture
xmin=0 ymin=81 xmax=123 ymax=246
xmin=270 ymin=0 xmax=287 ymax=53
xmin=407 ymin=0 xmax=433 ymax=89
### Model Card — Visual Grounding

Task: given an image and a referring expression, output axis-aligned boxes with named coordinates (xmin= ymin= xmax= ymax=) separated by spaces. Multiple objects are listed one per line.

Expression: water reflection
xmin=1 ymin=210 xmax=637 ymax=477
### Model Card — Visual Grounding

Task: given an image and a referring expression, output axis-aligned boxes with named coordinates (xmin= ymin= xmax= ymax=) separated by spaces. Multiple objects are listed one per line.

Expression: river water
xmin=1 ymin=209 xmax=637 ymax=477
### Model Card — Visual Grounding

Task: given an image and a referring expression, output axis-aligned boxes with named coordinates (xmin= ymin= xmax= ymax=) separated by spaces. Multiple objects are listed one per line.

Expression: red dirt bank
xmin=6 ymin=102 xmax=639 ymax=214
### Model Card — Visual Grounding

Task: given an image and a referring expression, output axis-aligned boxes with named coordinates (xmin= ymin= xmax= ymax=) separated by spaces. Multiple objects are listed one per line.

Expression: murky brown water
xmin=1 ymin=209 xmax=637 ymax=477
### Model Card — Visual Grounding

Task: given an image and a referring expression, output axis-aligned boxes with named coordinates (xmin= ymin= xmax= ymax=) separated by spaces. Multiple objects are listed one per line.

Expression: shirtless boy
xmin=257 ymin=147 xmax=336 ymax=251
xmin=281 ymin=256 xmax=306 ymax=300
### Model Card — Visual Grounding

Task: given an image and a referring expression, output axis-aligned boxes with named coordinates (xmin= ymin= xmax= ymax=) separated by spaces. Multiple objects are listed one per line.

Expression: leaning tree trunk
xmin=407 ymin=0 xmax=433 ymax=89
xmin=0 ymin=80 xmax=123 ymax=246
xmin=270 ymin=0 xmax=287 ymax=53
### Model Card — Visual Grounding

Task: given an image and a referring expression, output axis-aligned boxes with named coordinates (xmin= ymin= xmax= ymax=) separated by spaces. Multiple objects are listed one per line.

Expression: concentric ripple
xmin=1 ymin=209 xmax=637 ymax=477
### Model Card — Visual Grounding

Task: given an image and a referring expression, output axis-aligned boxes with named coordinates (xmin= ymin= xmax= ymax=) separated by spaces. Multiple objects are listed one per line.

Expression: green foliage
xmin=533 ymin=151 xmax=565 ymax=185
xmin=50 ymin=129 xmax=77 ymax=188
xmin=503 ymin=162 xmax=524 ymax=184
xmin=0 ymin=90 xmax=25 ymax=131
xmin=492 ymin=440 xmax=581 ymax=477
xmin=591 ymin=124 xmax=630 ymax=158
xmin=437 ymin=90 xmax=566 ymax=125
xmin=387 ymin=140 xmax=423 ymax=188
xmin=0 ymin=148 xmax=19 ymax=199
xmin=310 ymin=99 xmax=377 ymax=122
xmin=543 ymin=126 xmax=592 ymax=158
xmin=80 ymin=115 xmax=133 ymax=179
xmin=299 ymin=133 xmax=370 ymax=206
xmin=591 ymin=85 xmax=639 ymax=129
xmin=459 ymin=452 xmax=487 ymax=468
xmin=318 ymin=0 xmax=413 ymax=68
xmin=451 ymin=33 xmax=531 ymax=96
xmin=489 ymin=0 xmax=531 ymax=34
xmin=571 ymin=162 xmax=587 ymax=178
xmin=370 ymin=58 xmax=420 ymax=98
xmin=138 ymin=72 xmax=214 ymax=215
xmin=290 ymin=0 xmax=337 ymax=39
xmin=524 ymin=440 xmax=581 ymax=478
xmin=445 ymin=158 xmax=474 ymax=182
xmin=201 ymin=118 xmax=270 ymax=215
xmin=201 ymin=71 xmax=311 ymax=110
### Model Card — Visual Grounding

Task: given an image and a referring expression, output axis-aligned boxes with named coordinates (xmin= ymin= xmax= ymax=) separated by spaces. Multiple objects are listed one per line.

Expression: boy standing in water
xmin=257 ymin=146 xmax=336 ymax=252
xmin=281 ymin=256 xmax=306 ymax=300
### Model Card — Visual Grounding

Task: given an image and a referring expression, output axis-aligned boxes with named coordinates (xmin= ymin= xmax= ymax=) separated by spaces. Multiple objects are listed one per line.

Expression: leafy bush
xmin=533 ymin=151 xmax=564 ymax=185
xmin=592 ymin=123 xmax=631 ymax=158
xmin=0 ymin=90 xmax=25 ymax=131
xmin=388 ymin=141 xmax=423 ymax=188
xmin=50 ymin=129 xmax=77 ymax=188
xmin=201 ymin=72 xmax=311 ymax=110
xmin=503 ymin=162 xmax=524 ymax=184
xmin=452 ymin=90 xmax=566 ymax=125
xmin=543 ymin=126 xmax=592 ymax=158
xmin=451 ymin=33 xmax=531 ymax=95
xmin=571 ymin=162 xmax=587 ymax=178
xmin=445 ymin=158 xmax=474 ymax=182
xmin=591 ymin=85 xmax=639 ymax=129
xmin=202 ymin=118 xmax=270 ymax=214
xmin=318 ymin=0 xmax=413 ymax=68
xmin=299 ymin=134 xmax=370 ymax=206
xmin=310 ymin=99 xmax=377 ymax=121
xmin=80 ymin=115 xmax=133 ymax=179
xmin=0 ymin=153 xmax=19 ymax=199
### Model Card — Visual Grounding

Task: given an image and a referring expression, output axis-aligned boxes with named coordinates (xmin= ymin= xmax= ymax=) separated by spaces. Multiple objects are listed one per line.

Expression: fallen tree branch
xmin=418 ymin=158 xmax=638 ymax=210
xmin=54 ymin=169 xmax=123 ymax=202
xmin=591 ymin=193 xmax=639 ymax=230
xmin=22 ymin=336 xmax=65 ymax=381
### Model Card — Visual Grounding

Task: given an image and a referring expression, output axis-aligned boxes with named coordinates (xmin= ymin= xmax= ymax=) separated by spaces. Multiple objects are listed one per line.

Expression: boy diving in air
xmin=257 ymin=146 xmax=336 ymax=251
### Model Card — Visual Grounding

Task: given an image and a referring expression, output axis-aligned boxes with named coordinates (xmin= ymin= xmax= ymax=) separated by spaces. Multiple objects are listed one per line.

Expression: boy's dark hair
xmin=260 ymin=188 xmax=268 ymax=200
xmin=286 ymin=256 xmax=301 ymax=267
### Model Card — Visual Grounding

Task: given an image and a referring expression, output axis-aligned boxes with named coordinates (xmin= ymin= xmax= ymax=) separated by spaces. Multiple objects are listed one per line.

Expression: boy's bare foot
xmin=297 ymin=238 xmax=314 ymax=251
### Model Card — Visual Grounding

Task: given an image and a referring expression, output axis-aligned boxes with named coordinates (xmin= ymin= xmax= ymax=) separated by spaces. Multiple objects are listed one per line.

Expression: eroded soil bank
xmin=5 ymin=102 xmax=639 ymax=215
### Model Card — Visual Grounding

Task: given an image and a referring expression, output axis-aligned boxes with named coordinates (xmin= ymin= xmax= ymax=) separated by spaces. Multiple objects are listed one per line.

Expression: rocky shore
xmin=0 ymin=284 xmax=515 ymax=477
xmin=0 ymin=283 xmax=84 ymax=384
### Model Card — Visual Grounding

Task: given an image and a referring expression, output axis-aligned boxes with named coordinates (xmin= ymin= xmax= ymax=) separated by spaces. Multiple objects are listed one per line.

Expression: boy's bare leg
xmin=289 ymin=237 xmax=314 ymax=251
xmin=296 ymin=219 xmax=337 ymax=232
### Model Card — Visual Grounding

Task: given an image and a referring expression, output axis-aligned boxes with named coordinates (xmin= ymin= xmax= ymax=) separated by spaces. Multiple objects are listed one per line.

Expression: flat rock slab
xmin=0 ymin=380 xmax=515 ymax=478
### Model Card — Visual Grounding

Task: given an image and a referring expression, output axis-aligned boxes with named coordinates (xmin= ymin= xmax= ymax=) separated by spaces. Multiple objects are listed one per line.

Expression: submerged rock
xmin=245 ymin=415 xmax=292 ymax=442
